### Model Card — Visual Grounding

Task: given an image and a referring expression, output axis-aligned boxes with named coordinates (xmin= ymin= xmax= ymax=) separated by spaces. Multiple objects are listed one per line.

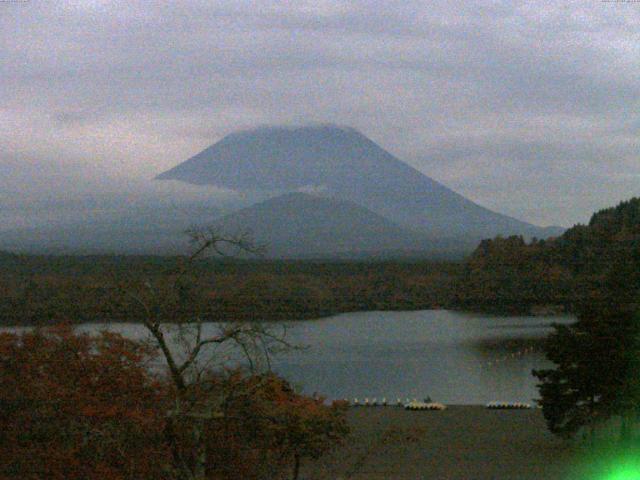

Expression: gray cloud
xmin=1 ymin=0 xmax=639 ymax=228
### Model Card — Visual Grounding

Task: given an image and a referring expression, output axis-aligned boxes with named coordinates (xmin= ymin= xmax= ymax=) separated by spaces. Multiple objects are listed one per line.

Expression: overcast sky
xmin=1 ymin=0 xmax=639 ymax=228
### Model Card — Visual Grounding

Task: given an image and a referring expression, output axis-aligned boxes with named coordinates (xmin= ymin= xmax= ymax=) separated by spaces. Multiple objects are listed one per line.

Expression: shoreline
xmin=0 ymin=305 xmax=573 ymax=328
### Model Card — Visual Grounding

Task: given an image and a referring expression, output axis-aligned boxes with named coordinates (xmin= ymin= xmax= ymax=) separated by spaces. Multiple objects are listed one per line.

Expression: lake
xmin=272 ymin=310 xmax=574 ymax=404
xmin=4 ymin=310 xmax=574 ymax=405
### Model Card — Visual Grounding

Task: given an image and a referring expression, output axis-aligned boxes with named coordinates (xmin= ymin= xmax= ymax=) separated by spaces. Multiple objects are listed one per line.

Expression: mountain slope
xmin=213 ymin=192 xmax=470 ymax=258
xmin=157 ymin=125 xmax=563 ymax=240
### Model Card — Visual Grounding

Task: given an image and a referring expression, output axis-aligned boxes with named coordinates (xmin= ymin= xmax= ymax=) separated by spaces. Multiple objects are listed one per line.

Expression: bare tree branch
xmin=115 ymin=226 xmax=293 ymax=480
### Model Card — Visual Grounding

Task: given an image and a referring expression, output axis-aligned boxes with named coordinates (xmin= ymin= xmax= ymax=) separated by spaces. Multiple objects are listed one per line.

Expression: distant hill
xmin=0 ymin=202 xmax=221 ymax=255
xmin=213 ymin=192 xmax=473 ymax=259
xmin=157 ymin=125 xmax=564 ymax=241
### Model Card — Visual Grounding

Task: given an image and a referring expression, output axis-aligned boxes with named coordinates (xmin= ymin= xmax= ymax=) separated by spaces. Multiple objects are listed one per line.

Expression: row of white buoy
xmin=346 ymin=399 xmax=531 ymax=409
xmin=485 ymin=402 xmax=531 ymax=409
xmin=349 ymin=397 xmax=392 ymax=406
xmin=348 ymin=398 xmax=440 ymax=408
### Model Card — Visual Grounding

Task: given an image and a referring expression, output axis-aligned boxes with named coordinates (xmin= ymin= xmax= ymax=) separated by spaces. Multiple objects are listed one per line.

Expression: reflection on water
xmin=3 ymin=310 xmax=574 ymax=404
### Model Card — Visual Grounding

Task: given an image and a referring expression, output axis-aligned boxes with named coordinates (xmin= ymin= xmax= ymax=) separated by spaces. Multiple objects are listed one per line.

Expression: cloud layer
xmin=2 ymin=0 xmax=639 ymax=228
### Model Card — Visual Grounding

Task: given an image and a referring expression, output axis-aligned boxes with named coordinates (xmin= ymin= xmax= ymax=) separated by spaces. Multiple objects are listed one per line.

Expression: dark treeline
xmin=0 ymin=254 xmax=460 ymax=325
xmin=455 ymin=197 xmax=640 ymax=314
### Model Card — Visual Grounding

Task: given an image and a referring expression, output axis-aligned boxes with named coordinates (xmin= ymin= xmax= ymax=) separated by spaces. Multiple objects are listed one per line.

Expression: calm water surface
xmin=7 ymin=310 xmax=574 ymax=404
xmin=272 ymin=310 xmax=574 ymax=404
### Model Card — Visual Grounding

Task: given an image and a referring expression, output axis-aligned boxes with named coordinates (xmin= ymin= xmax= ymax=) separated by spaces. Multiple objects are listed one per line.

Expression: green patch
xmin=568 ymin=443 xmax=640 ymax=480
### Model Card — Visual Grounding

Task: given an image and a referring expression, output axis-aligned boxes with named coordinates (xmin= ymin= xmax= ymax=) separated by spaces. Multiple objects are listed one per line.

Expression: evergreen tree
xmin=534 ymin=293 xmax=640 ymax=440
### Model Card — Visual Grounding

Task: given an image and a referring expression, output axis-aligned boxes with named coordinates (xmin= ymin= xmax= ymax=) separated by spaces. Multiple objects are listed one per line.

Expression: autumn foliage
xmin=0 ymin=326 xmax=168 ymax=480
xmin=204 ymin=374 xmax=349 ymax=479
xmin=0 ymin=327 xmax=348 ymax=480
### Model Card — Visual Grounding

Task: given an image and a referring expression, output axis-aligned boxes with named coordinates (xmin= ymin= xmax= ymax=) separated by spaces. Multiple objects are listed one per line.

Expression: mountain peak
xmin=224 ymin=123 xmax=360 ymax=137
xmin=157 ymin=125 xmax=561 ymax=242
xmin=156 ymin=123 xmax=418 ymax=189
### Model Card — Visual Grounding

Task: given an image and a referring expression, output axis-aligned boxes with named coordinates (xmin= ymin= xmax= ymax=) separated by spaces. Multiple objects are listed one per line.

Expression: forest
xmin=455 ymin=197 xmax=640 ymax=315
xmin=0 ymin=254 xmax=459 ymax=326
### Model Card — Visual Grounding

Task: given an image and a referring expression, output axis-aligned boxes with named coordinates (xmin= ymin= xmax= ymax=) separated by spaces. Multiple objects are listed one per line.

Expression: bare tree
xmin=120 ymin=228 xmax=293 ymax=480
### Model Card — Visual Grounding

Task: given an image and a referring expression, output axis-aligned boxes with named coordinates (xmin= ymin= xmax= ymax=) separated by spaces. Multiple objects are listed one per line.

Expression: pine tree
xmin=534 ymin=302 xmax=640 ymax=440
